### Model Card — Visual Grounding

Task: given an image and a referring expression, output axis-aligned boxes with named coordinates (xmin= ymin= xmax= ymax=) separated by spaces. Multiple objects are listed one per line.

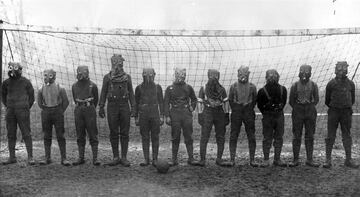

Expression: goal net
xmin=1 ymin=23 xmax=360 ymax=141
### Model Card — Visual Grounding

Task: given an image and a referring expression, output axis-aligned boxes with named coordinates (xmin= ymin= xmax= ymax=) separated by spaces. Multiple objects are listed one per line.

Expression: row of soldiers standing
xmin=1 ymin=55 xmax=358 ymax=169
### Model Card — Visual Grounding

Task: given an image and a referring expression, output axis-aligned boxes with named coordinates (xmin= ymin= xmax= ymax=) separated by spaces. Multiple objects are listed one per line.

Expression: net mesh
xmin=1 ymin=24 xmax=360 ymax=141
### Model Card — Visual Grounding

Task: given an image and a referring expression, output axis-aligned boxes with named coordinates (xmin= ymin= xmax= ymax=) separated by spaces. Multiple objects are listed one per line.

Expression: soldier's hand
xmin=165 ymin=116 xmax=171 ymax=126
xmin=159 ymin=116 xmax=164 ymax=126
xmin=135 ymin=117 xmax=140 ymax=126
xmin=99 ymin=107 xmax=106 ymax=118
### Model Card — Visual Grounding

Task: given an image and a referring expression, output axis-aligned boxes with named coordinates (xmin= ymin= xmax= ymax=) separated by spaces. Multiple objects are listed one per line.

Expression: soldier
xmin=1 ymin=62 xmax=35 ymax=165
xmin=134 ymin=67 xmax=164 ymax=166
xmin=195 ymin=69 xmax=229 ymax=167
xmin=99 ymin=54 xmax=135 ymax=167
xmin=72 ymin=66 xmax=100 ymax=166
xmin=288 ymin=65 xmax=320 ymax=167
xmin=257 ymin=69 xmax=287 ymax=167
xmin=38 ymin=69 xmax=71 ymax=166
xmin=164 ymin=67 xmax=198 ymax=166
xmin=228 ymin=66 xmax=258 ymax=167
xmin=323 ymin=61 xmax=358 ymax=168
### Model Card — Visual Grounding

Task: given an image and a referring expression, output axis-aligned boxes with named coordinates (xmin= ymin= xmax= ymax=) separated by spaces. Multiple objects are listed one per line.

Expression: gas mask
xmin=111 ymin=54 xmax=125 ymax=74
xmin=335 ymin=61 xmax=348 ymax=80
xmin=265 ymin=69 xmax=280 ymax=85
xmin=43 ymin=69 xmax=56 ymax=85
xmin=174 ymin=67 xmax=186 ymax=84
xmin=77 ymin=66 xmax=89 ymax=81
xmin=298 ymin=64 xmax=312 ymax=83
xmin=8 ymin=62 xmax=22 ymax=78
xmin=208 ymin=69 xmax=220 ymax=85
xmin=238 ymin=66 xmax=250 ymax=83
xmin=142 ymin=67 xmax=155 ymax=84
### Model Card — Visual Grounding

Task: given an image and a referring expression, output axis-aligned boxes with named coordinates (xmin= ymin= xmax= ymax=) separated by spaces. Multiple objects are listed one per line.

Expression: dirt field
xmin=1 ymin=132 xmax=360 ymax=197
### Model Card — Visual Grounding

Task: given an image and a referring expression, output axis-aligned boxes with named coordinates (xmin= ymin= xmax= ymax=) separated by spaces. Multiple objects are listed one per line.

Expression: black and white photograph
xmin=0 ymin=0 xmax=360 ymax=196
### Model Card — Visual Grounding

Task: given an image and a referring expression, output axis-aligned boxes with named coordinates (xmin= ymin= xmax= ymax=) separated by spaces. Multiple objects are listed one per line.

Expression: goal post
xmin=1 ymin=22 xmax=360 ymax=140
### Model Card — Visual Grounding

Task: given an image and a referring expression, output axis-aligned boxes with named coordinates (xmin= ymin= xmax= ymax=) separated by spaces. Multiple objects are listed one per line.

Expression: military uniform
xmin=164 ymin=68 xmax=197 ymax=166
xmin=228 ymin=80 xmax=257 ymax=166
xmin=324 ymin=61 xmax=358 ymax=168
xmin=38 ymin=80 xmax=70 ymax=165
xmin=257 ymin=70 xmax=287 ymax=167
xmin=99 ymin=54 xmax=135 ymax=166
xmin=289 ymin=77 xmax=320 ymax=167
xmin=1 ymin=62 xmax=35 ymax=165
xmin=72 ymin=67 xmax=100 ymax=166
xmin=134 ymin=70 xmax=164 ymax=166
xmin=196 ymin=69 xmax=228 ymax=166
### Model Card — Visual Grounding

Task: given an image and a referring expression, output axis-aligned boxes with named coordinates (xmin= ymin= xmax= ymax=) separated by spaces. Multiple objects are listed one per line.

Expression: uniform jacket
xmin=134 ymin=82 xmax=164 ymax=118
xmin=2 ymin=76 xmax=34 ymax=109
xmin=257 ymin=83 xmax=287 ymax=113
xmin=228 ymin=81 xmax=257 ymax=110
xmin=37 ymin=83 xmax=69 ymax=112
xmin=72 ymin=80 xmax=99 ymax=107
xmin=325 ymin=77 xmax=355 ymax=109
xmin=164 ymin=82 xmax=197 ymax=117
xmin=289 ymin=80 xmax=319 ymax=107
xmin=99 ymin=72 xmax=135 ymax=109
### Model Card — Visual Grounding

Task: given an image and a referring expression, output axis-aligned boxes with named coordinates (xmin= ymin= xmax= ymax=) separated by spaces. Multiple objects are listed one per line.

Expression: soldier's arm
xmin=257 ymin=89 xmax=266 ymax=113
xmin=325 ymin=81 xmax=332 ymax=107
xmin=72 ymin=84 xmax=76 ymax=103
xmin=27 ymin=80 xmax=35 ymax=109
xmin=251 ymin=84 xmax=257 ymax=108
xmin=60 ymin=87 xmax=70 ymax=112
xmin=164 ymin=87 xmax=171 ymax=117
xmin=228 ymin=84 xmax=235 ymax=109
xmin=37 ymin=87 xmax=45 ymax=109
xmin=1 ymin=80 xmax=7 ymax=107
xmin=198 ymin=86 xmax=205 ymax=100
xmin=281 ymin=86 xmax=287 ymax=109
xmin=127 ymin=75 xmax=136 ymax=113
xmin=98 ymin=75 xmax=109 ymax=108
xmin=289 ymin=83 xmax=296 ymax=108
xmin=134 ymin=85 xmax=141 ymax=118
xmin=92 ymin=83 xmax=99 ymax=108
xmin=188 ymin=85 xmax=197 ymax=111
xmin=313 ymin=82 xmax=319 ymax=106
xmin=157 ymin=85 xmax=164 ymax=116
xmin=350 ymin=80 xmax=355 ymax=105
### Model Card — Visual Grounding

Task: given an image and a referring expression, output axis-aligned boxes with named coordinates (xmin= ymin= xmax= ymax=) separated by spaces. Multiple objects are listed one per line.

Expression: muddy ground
xmin=1 ymin=134 xmax=360 ymax=197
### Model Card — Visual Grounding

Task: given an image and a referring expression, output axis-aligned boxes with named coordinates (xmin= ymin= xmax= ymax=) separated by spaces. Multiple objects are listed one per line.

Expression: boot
xmin=152 ymin=140 xmax=159 ymax=167
xmin=92 ymin=145 xmax=101 ymax=166
xmin=106 ymin=141 xmax=121 ymax=166
xmin=39 ymin=141 xmax=52 ymax=165
xmin=194 ymin=141 xmax=207 ymax=167
xmin=120 ymin=138 xmax=130 ymax=167
xmin=344 ymin=140 xmax=359 ymax=169
xmin=186 ymin=143 xmax=197 ymax=166
xmin=2 ymin=139 xmax=17 ymax=165
xmin=323 ymin=139 xmax=333 ymax=168
xmin=140 ymin=139 xmax=150 ymax=167
xmin=169 ymin=141 xmax=179 ymax=167
xmin=273 ymin=147 xmax=287 ymax=167
xmin=289 ymin=140 xmax=301 ymax=167
xmin=260 ymin=145 xmax=270 ymax=168
xmin=215 ymin=142 xmax=232 ymax=167
xmin=249 ymin=143 xmax=258 ymax=167
xmin=72 ymin=145 xmax=85 ymax=166
xmin=305 ymin=139 xmax=320 ymax=168
xmin=58 ymin=140 xmax=70 ymax=166
xmin=24 ymin=137 xmax=35 ymax=165
xmin=229 ymin=141 xmax=237 ymax=167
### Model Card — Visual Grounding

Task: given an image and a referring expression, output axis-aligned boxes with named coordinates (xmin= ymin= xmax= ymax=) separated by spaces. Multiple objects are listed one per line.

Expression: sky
xmin=2 ymin=0 xmax=360 ymax=30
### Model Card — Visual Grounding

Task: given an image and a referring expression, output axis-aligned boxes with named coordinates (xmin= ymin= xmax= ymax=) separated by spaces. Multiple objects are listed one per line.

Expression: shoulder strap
xmin=263 ymin=86 xmax=271 ymax=100
xmin=89 ymin=82 xmax=93 ymax=98
xmin=203 ymin=85 xmax=207 ymax=100
xmin=279 ymin=85 xmax=283 ymax=99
